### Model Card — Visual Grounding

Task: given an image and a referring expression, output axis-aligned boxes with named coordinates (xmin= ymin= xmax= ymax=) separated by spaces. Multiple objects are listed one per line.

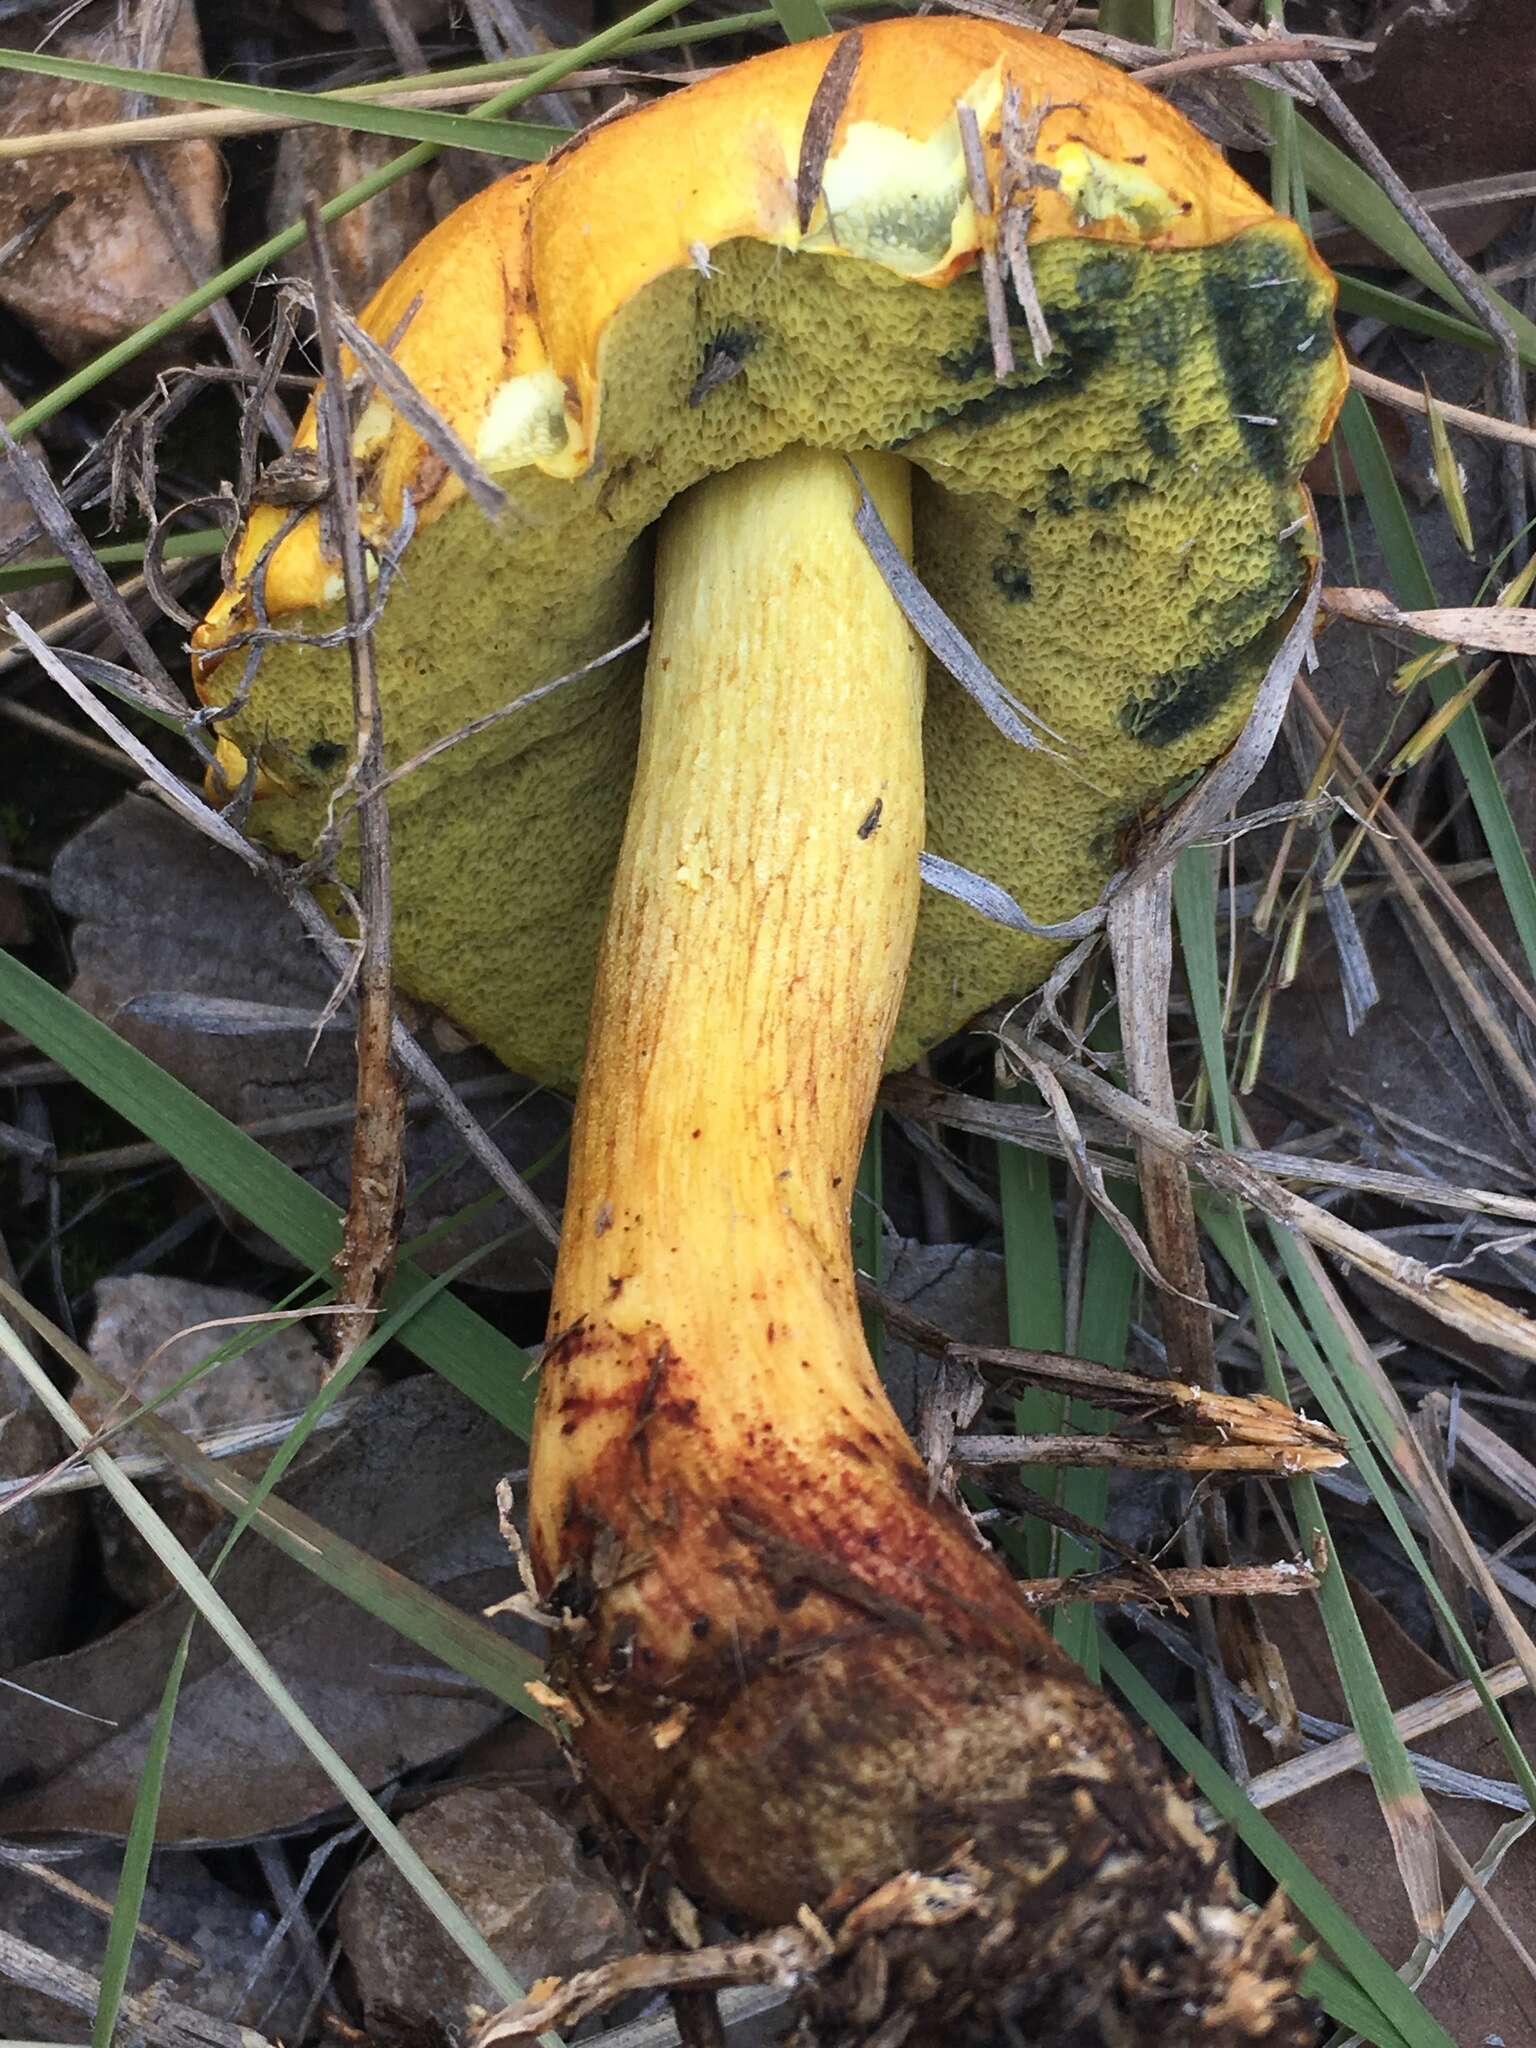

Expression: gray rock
xmin=338 ymin=1782 xmax=636 ymax=2047
xmin=75 ymin=1275 xmax=331 ymax=1609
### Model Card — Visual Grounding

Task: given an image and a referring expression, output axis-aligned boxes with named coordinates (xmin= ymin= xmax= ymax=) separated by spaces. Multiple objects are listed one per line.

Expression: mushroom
xmin=196 ymin=18 xmax=1345 ymax=2040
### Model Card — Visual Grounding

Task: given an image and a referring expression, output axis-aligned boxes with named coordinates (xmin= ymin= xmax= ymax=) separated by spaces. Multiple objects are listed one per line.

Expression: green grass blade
xmin=1101 ymin=1640 xmax=1455 ymax=2048
xmin=0 ymin=948 xmax=537 ymax=1435
xmin=1176 ymin=849 xmax=1447 ymax=1928
xmin=1054 ymin=1206 xmax=1133 ymax=1672
xmin=1339 ymin=390 xmax=1536 ymax=981
xmin=81 ymin=1240 xmax=539 ymax=2040
xmin=996 ymin=1076 xmax=1064 ymax=1579
xmin=2 ymin=1270 xmax=543 ymax=1714
xmin=0 ymin=529 xmax=224 ymax=594
xmin=91 ymin=1630 xmax=189 ymax=2048
xmin=7 ymin=0 xmax=695 ymax=439
xmin=1333 ymin=276 xmax=1494 ymax=353
xmin=1194 ymin=1205 xmax=1536 ymax=1815
xmin=0 ymin=1309 xmax=531 ymax=2013
xmin=1173 ymin=847 xmax=1234 ymax=1144
xmin=0 ymin=48 xmax=563 ymax=157
xmin=769 ymin=0 xmax=832 ymax=38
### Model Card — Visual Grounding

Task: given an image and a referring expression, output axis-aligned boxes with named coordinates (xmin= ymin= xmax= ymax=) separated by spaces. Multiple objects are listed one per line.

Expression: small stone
xmin=0 ymin=1 xmax=222 ymax=364
xmin=74 ymin=1274 xmax=330 ymax=1608
xmin=338 ymin=1782 xmax=636 ymax=2047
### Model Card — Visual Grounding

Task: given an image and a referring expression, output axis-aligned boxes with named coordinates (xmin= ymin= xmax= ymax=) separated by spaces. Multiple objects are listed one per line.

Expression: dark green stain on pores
xmin=1138 ymin=400 xmax=1177 ymax=464
xmin=307 ymin=739 xmax=348 ymax=773
xmin=1120 ymin=649 xmax=1243 ymax=747
xmin=1203 ymin=231 xmax=1335 ymax=480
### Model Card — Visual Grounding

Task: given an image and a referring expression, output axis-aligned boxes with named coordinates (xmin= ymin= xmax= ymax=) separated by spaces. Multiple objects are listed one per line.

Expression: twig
xmin=1131 ymin=37 xmax=1370 ymax=86
xmin=306 ymin=202 xmax=407 ymax=1365
xmin=1349 ymin=364 xmax=1536 ymax=456
xmin=1018 ymin=1560 xmax=1318 ymax=1606
xmin=956 ymin=103 xmax=1014 ymax=381
xmin=0 ymin=1928 xmax=272 ymax=2048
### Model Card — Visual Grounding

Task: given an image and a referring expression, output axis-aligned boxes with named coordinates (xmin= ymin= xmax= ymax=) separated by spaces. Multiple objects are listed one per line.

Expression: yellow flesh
xmin=531 ymin=445 xmax=929 ymax=1642
xmin=212 ymin=226 xmax=1336 ymax=1087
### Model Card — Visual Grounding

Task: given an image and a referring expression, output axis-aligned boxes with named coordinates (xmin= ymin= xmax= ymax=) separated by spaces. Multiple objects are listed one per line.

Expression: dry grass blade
xmin=1419 ymin=1391 xmax=1536 ymax=1526
xmin=1269 ymin=1220 xmax=1536 ymax=1703
xmin=882 ymin=1068 xmax=1536 ymax=1225
xmin=1106 ymin=870 xmax=1218 ymax=1386
xmin=1241 ymin=1654 xmax=1528 ymax=1813
xmin=851 ymin=470 xmax=1073 ymax=754
xmin=1322 ymin=585 xmax=1536 ymax=653
xmin=6 ymin=603 xmax=558 ymax=1249
xmin=1005 ymin=1034 xmax=1536 ymax=1368
xmin=1293 ymin=679 xmax=1536 ymax=1033
xmin=0 ymin=425 xmax=187 ymax=723
xmin=327 ymin=299 xmax=507 ymax=521
xmin=1297 ymin=57 xmax=1530 ymax=548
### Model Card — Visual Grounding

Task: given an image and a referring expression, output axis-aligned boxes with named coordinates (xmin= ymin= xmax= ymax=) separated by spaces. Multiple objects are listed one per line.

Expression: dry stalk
xmin=1018 ymin=1560 xmax=1319 ymax=1607
xmin=1243 ymin=1659 xmax=1529 ymax=1814
xmin=306 ymin=203 xmax=406 ymax=1365
xmin=955 ymin=1343 xmax=1345 ymax=1455
xmin=1003 ymin=1033 xmax=1536 ymax=1368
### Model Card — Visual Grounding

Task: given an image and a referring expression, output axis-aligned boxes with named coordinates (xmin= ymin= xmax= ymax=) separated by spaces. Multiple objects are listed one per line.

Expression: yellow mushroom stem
xmin=525 ymin=447 xmax=1306 ymax=2040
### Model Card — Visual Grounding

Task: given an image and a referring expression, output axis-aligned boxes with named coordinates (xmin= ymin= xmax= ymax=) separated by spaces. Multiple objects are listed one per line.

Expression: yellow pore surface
xmin=195 ymin=17 xmax=1346 ymax=1087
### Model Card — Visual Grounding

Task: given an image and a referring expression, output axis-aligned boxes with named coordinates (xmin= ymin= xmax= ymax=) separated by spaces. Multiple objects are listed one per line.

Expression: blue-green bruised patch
xmin=1202 ymin=233 xmax=1335 ymax=480
xmin=1119 ymin=648 xmax=1246 ymax=747
xmin=1121 ymin=547 xmax=1302 ymax=747
xmin=307 ymin=739 xmax=348 ymax=773
xmin=1138 ymin=400 xmax=1177 ymax=464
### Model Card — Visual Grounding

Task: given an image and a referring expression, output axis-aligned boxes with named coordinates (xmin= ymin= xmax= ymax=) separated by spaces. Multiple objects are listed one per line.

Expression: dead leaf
xmin=72 ymin=1275 xmax=333 ymax=1611
xmin=51 ymin=796 xmax=568 ymax=1291
xmin=1311 ymin=0 xmax=1536 ymax=264
xmin=1242 ymin=1578 xmax=1536 ymax=2045
xmin=0 ymin=1375 xmax=528 ymax=1843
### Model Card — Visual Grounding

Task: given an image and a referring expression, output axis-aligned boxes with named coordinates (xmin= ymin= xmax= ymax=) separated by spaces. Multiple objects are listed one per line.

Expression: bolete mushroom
xmin=196 ymin=18 xmax=1345 ymax=2040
